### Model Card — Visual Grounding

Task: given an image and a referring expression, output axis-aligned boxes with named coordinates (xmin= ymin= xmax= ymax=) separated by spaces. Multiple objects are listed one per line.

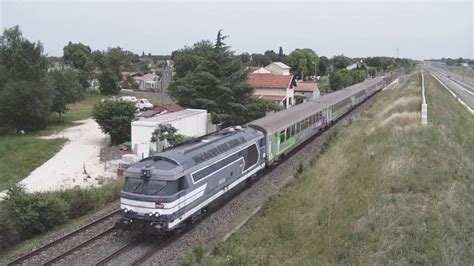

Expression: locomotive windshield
xmin=123 ymin=177 xmax=180 ymax=196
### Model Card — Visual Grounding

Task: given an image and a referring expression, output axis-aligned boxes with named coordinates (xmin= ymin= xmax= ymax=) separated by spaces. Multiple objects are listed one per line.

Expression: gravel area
xmin=20 ymin=119 xmax=114 ymax=193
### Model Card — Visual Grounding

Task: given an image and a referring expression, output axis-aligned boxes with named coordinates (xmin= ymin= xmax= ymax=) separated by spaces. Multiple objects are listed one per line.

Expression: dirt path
xmin=18 ymin=119 xmax=115 ymax=193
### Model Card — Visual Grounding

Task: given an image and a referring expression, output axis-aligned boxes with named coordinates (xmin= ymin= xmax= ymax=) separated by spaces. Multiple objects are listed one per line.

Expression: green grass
xmin=204 ymin=71 xmax=474 ymax=264
xmin=0 ymin=92 xmax=103 ymax=191
xmin=120 ymin=90 xmax=165 ymax=106
xmin=0 ymin=136 xmax=66 ymax=191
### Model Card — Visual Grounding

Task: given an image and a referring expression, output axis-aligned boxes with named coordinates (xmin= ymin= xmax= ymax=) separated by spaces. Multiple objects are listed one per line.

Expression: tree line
xmin=0 ymin=26 xmax=165 ymax=132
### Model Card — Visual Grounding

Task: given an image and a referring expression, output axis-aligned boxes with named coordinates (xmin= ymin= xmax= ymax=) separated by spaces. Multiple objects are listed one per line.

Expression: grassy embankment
xmin=198 ymin=72 xmax=474 ymax=264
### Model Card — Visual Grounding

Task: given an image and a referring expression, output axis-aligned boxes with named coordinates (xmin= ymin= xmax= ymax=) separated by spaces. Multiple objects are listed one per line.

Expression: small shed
xmin=131 ymin=109 xmax=208 ymax=158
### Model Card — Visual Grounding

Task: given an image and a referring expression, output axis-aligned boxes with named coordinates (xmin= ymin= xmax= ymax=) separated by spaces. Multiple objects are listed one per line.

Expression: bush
xmin=3 ymin=186 xmax=68 ymax=239
xmin=93 ymin=100 xmax=136 ymax=145
xmin=0 ymin=180 xmax=123 ymax=253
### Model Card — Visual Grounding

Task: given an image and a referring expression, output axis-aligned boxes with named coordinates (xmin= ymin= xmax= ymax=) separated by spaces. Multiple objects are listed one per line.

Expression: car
xmin=137 ymin=98 xmax=153 ymax=111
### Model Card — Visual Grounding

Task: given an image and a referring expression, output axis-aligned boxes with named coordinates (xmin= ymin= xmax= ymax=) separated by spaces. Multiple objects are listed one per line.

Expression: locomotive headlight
xmin=154 ymin=212 xmax=160 ymax=217
xmin=149 ymin=212 xmax=154 ymax=216
xmin=123 ymin=208 xmax=129 ymax=213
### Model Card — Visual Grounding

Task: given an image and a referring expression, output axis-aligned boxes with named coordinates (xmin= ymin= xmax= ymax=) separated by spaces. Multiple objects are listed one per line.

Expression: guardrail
xmin=421 ymin=71 xmax=428 ymax=125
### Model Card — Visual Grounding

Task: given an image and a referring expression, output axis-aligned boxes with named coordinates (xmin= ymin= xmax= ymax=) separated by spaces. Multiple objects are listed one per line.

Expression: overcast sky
xmin=0 ymin=1 xmax=472 ymax=59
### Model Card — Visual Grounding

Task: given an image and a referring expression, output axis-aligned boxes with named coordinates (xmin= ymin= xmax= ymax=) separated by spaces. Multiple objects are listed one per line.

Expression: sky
xmin=0 ymin=1 xmax=472 ymax=59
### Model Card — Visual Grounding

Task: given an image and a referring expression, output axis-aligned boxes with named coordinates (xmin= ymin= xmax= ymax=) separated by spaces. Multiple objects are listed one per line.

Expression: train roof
xmin=126 ymin=126 xmax=263 ymax=180
xmin=248 ymin=77 xmax=383 ymax=134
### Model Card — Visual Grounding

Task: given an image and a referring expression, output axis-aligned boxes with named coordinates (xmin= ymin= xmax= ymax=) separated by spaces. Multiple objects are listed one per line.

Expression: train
xmin=118 ymin=73 xmax=400 ymax=234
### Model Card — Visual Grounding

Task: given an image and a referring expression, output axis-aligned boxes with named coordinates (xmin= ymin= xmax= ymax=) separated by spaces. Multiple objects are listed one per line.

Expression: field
xmin=203 ymin=72 xmax=474 ymax=264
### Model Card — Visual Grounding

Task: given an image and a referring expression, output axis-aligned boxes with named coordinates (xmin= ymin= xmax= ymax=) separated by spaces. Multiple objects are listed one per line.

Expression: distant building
xmin=264 ymin=62 xmax=291 ymax=75
xmin=134 ymin=73 xmax=160 ymax=91
xmin=295 ymin=81 xmax=320 ymax=103
xmin=248 ymin=73 xmax=296 ymax=109
xmin=346 ymin=61 xmax=363 ymax=70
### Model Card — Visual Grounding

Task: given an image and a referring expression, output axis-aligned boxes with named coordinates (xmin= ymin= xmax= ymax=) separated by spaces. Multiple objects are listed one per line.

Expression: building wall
xmin=253 ymin=87 xmax=294 ymax=109
xmin=131 ymin=111 xmax=208 ymax=158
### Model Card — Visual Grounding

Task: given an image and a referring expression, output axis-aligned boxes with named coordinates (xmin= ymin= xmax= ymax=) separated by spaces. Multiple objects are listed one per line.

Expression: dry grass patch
xmin=204 ymin=72 xmax=474 ymax=264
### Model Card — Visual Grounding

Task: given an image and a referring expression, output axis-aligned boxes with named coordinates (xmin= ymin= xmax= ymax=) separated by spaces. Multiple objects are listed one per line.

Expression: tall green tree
xmin=0 ymin=26 xmax=52 ymax=130
xmin=63 ymin=42 xmax=91 ymax=70
xmin=0 ymin=80 xmax=53 ymax=130
xmin=318 ymin=56 xmax=329 ymax=76
xmin=47 ymin=69 xmax=83 ymax=119
xmin=98 ymin=68 xmax=120 ymax=95
xmin=288 ymin=48 xmax=318 ymax=80
xmin=169 ymin=31 xmax=279 ymax=126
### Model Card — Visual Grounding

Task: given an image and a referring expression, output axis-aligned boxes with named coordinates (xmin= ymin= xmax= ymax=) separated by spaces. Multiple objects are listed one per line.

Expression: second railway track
xmin=7 ymin=210 xmax=120 ymax=266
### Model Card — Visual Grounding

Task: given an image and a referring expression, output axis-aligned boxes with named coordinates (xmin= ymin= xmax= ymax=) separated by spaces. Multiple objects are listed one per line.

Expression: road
xmin=425 ymin=62 xmax=474 ymax=110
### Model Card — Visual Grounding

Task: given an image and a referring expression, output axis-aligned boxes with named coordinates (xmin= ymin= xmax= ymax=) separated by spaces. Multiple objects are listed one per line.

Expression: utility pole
xmin=396 ymin=47 xmax=399 ymax=58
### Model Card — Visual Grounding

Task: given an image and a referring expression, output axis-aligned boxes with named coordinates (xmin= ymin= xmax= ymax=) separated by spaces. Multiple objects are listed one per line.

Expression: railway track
xmin=7 ymin=210 xmax=120 ymax=266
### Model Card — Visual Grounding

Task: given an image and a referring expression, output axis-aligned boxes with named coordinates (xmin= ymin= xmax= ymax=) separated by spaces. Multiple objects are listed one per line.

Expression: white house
xmin=131 ymin=109 xmax=208 ymax=158
xmin=248 ymin=73 xmax=296 ymax=109
xmin=264 ymin=62 xmax=291 ymax=75
xmin=134 ymin=73 xmax=160 ymax=90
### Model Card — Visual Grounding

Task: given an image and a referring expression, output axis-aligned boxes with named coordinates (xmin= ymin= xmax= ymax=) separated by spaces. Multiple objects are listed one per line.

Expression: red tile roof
xmin=248 ymin=73 xmax=294 ymax=89
xmin=295 ymin=82 xmax=317 ymax=92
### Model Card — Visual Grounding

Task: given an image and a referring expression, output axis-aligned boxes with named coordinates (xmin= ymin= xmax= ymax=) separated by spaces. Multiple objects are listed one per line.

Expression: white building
xmin=248 ymin=73 xmax=296 ymax=109
xmin=131 ymin=109 xmax=208 ymax=158
xmin=134 ymin=73 xmax=160 ymax=90
xmin=264 ymin=62 xmax=291 ymax=75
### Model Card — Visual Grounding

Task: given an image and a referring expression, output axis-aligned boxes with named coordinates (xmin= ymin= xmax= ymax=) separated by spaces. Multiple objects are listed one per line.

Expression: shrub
xmin=93 ymin=100 xmax=136 ymax=145
xmin=3 ymin=186 xmax=68 ymax=239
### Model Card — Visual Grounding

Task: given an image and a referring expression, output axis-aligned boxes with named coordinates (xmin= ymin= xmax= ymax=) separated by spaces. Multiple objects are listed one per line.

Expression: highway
xmin=425 ymin=63 xmax=474 ymax=110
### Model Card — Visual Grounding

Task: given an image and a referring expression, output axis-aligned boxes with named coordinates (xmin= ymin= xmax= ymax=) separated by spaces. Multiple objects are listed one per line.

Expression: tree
xmin=264 ymin=50 xmax=278 ymax=62
xmin=92 ymin=100 xmax=136 ymax=145
xmin=0 ymin=80 xmax=53 ymax=130
xmin=0 ymin=26 xmax=52 ymax=131
xmin=98 ymin=68 xmax=120 ymax=95
xmin=330 ymin=55 xmax=350 ymax=70
xmin=47 ymin=69 xmax=83 ymax=120
xmin=215 ymin=29 xmax=228 ymax=48
xmin=278 ymin=46 xmax=287 ymax=63
xmin=250 ymin=53 xmax=272 ymax=67
xmin=63 ymin=42 xmax=91 ymax=70
xmin=169 ymin=31 xmax=278 ymax=126
xmin=0 ymin=26 xmax=47 ymax=85
xmin=318 ymin=56 xmax=329 ymax=76
xmin=151 ymin=124 xmax=191 ymax=147
xmin=329 ymin=69 xmax=353 ymax=90
xmin=288 ymin=48 xmax=318 ymax=80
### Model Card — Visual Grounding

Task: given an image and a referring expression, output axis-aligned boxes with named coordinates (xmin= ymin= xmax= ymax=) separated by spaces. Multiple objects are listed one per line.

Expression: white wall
xmin=131 ymin=111 xmax=208 ymax=158
xmin=253 ymin=87 xmax=294 ymax=109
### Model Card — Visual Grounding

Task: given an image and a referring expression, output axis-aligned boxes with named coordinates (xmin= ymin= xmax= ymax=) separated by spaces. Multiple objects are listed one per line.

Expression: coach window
xmin=296 ymin=122 xmax=300 ymax=133
xmin=280 ymin=130 xmax=285 ymax=143
xmin=286 ymin=127 xmax=291 ymax=139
